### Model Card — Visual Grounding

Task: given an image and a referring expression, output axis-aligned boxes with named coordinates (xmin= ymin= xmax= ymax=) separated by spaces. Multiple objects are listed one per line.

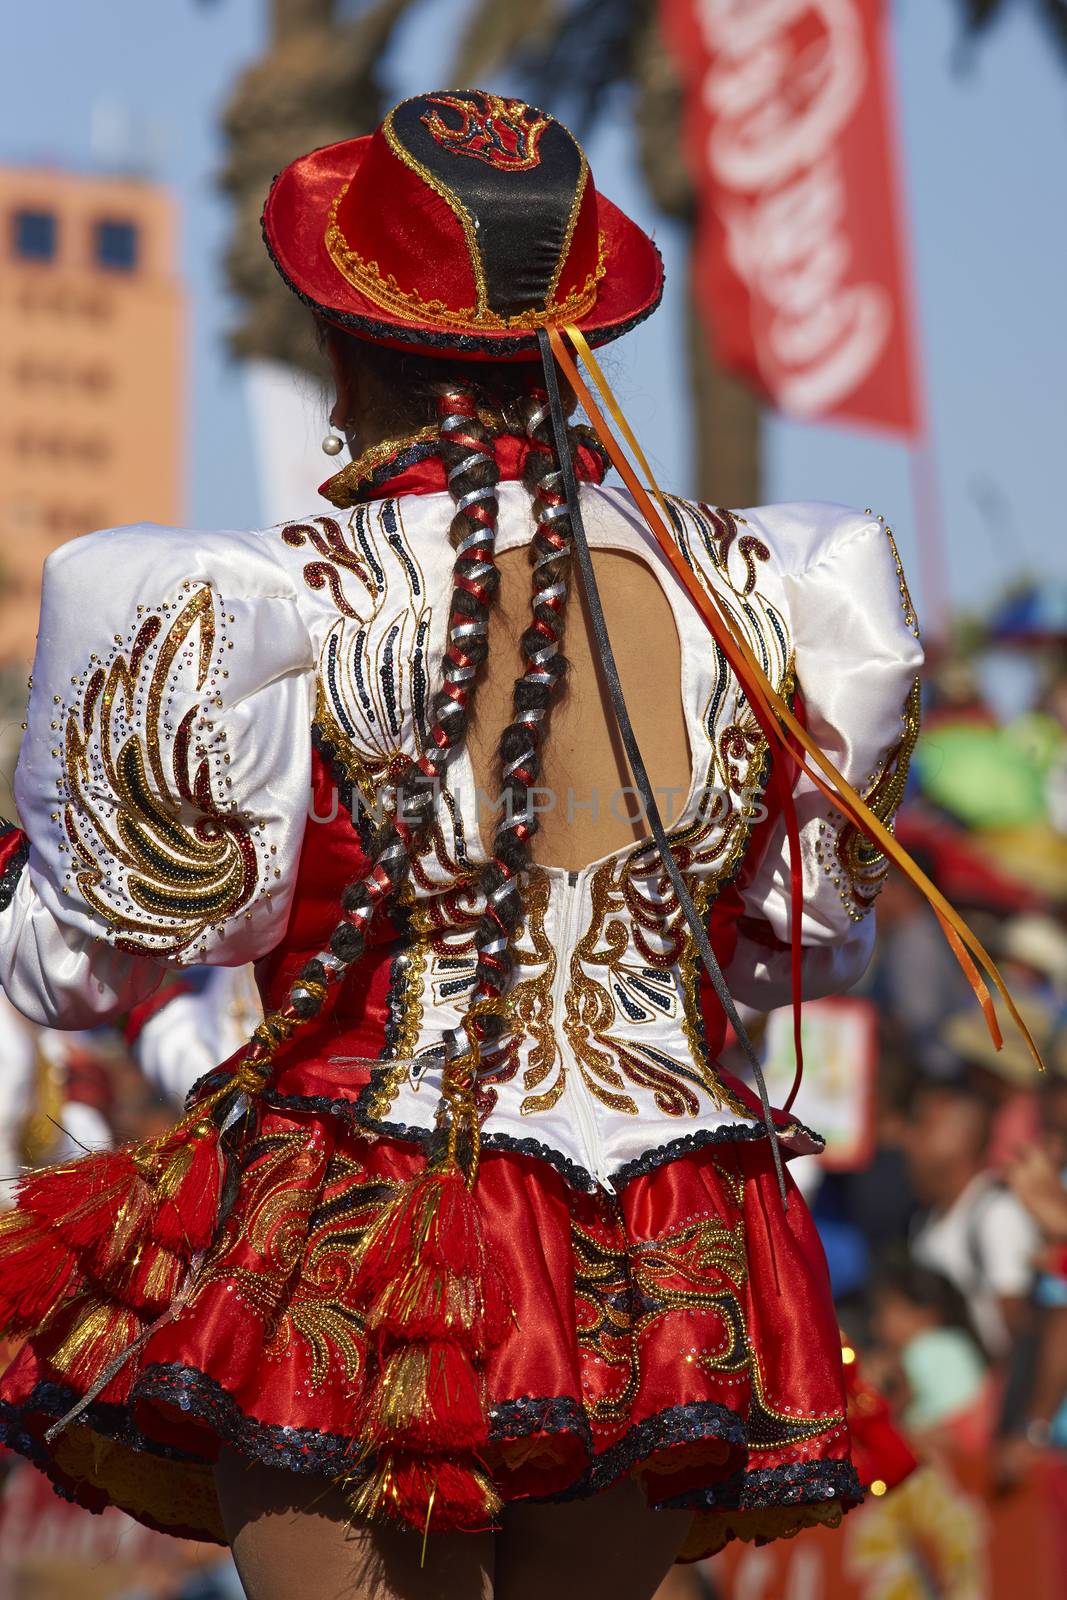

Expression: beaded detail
xmin=0 ymin=822 xmax=28 ymax=914
xmin=660 ymin=1457 xmax=863 ymax=1512
xmin=53 ymin=587 xmax=260 ymax=958
xmin=815 ymin=676 xmax=921 ymax=921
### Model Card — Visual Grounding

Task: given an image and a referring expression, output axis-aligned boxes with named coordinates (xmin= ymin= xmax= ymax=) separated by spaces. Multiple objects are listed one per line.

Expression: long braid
xmin=337 ymin=381 xmax=591 ymax=1536
xmin=238 ymin=378 xmax=592 ymax=1115
xmin=463 ymin=391 xmax=579 ymax=1058
xmin=247 ymin=384 xmax=504 ymax=1078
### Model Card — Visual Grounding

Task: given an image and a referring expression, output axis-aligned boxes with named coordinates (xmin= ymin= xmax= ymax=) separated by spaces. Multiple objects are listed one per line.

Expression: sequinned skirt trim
xmin=0 ymin=824 xmax=28 ymax=915
xmin=0 ymin=1115 xmax=861 ymax=1561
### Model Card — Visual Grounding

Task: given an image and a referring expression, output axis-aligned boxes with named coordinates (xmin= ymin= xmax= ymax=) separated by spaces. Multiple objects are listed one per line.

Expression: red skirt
xmin=0 ymin=1105 xmax=860 ymax=1561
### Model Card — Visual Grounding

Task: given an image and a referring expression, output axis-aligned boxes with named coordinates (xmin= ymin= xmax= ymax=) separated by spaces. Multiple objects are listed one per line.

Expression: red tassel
xmin=0 ymin=1101 xmax=228 ymax=1347
xmin=480 ymin=1253 xmax=512 ymax=1352
xmin=148 ymin=1125 xmax=224 ymax=1254
xmin=44 ymin=1293 xmax=143 ymax=1398
xmin=361 ymin=1341 xmax=487 ymax=1453
xmin=117 ymin=1243 xmax=185 ymax=1316
xmin=355 ymin=1167 xmax=506 ymax=1353
xmin=352 ymin=1454 xmax=502 ymax=1534
xmin=18 ymin=1150 xmax=150 ymax=1257
xmin=0 ymin=1213 xmax=78 ymax=1333
xmin=349 ymin=1163 xmax=511 ymax=1533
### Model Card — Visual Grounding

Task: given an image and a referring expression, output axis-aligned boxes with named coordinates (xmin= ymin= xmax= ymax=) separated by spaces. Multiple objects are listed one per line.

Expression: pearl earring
xmin=321 ymin=431 xmax=344 ymax=457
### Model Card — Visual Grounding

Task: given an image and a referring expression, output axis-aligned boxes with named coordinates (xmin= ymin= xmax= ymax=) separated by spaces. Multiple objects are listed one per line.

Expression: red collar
xmin=319 ymin=428 xmax=608 ymax=508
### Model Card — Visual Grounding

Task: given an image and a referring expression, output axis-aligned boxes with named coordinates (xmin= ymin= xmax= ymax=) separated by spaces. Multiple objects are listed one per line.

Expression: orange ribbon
xmin=553 ymin=323 xmax=1041 ymax=1074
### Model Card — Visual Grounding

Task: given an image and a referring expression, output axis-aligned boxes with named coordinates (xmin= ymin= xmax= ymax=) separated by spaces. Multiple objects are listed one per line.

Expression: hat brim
xmin=263 ymin=136 xmax=664 ymax=362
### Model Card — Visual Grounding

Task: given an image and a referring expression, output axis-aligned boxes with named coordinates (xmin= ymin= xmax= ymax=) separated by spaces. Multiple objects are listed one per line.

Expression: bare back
xmin=466 ymin=546 xmax=692 ymax=870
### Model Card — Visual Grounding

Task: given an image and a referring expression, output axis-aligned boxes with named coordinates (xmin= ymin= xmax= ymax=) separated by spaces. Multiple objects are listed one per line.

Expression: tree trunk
xmin=630 ymin=12 xmax=762 ymax=510
xmin=686 ymin=284 xmax=762 ymax=508
xmin=271 ymin=0 xmax=336 ymax=42
xmin=219 ymin=0 xmax=416 ymax=371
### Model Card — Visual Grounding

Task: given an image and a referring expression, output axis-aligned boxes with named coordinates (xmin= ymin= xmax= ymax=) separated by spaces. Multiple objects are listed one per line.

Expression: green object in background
xmin=901 ymin=1327 xmax=987 ymax=1430
xmin=915 ymin=713 xmax=1065 ymax=829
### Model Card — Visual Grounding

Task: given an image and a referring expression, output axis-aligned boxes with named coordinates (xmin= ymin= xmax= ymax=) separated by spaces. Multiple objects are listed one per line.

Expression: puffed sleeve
xmin=0 ymin=523 xmax=316 ymax=1028
xmin=131 ymin=965 xmax=264 ymax=1107
xmin=725 ymin=504 xmax=923 ymax=1011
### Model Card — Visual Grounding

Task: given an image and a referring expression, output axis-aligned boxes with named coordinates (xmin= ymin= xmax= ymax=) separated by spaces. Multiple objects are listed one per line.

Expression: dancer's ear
xmin=319 ymin=322 xmax=361 ymax=436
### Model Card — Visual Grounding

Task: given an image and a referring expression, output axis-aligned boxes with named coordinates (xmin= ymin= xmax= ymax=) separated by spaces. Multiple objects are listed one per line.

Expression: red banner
xmin=660 ymin=0 xmax=921 ymax=436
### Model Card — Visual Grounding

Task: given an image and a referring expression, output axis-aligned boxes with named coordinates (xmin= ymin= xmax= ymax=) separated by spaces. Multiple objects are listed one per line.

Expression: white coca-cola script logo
xmin=692 ymin=0 xmax=892 ymax=416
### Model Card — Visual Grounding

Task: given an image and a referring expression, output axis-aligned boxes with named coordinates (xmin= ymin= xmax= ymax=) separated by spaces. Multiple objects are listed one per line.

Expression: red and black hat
xmin=263 ymin=89 xmax=663 ymax=361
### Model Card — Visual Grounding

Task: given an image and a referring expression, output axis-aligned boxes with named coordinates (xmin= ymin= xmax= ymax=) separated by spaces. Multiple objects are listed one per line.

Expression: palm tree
xmin=448 ymin=0 xmax=1067 ymax=498
xmin=213 ymin=0 xmax=1067 ymax=504
xmin=218 ymin=0 xmax=416 ymax=372
xmin=213 ymin=0 xmax=761 ymax=503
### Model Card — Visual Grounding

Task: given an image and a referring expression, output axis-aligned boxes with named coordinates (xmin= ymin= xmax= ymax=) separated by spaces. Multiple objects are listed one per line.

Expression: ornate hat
xmin=262 ymin=89 xmax=663 ymax=360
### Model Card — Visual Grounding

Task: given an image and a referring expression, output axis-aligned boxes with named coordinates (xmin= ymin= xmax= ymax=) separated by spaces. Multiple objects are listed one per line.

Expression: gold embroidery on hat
xmin=326 ymin=189 xmax=606 ymax=335
xmin=383 ymin=105 xmax=489 ymax=317
xmin=420 ymin=93 xmax=550 ymax=173
xmin=545 ymin=153 xmax=591 ymax=314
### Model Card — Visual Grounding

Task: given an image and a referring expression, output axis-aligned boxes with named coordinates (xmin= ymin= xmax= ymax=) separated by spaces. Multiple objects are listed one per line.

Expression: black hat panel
xmin=391 ymin=93 xmax=585 ymax=318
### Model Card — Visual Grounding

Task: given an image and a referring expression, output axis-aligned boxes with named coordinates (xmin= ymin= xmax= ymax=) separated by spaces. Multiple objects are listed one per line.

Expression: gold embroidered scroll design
xmin=572 ymin=1201 xmax=749 ymax=1426
xmin=62 ymin=587 xmax=258 ymax=956
xmin=816 ymin=676 xmax=922 ymax=922
xmin=189 ymin=1133 xmax=403 ymax=1391
xmin=420 ymin=93 xmax=550 ymax=172
xmin=522 ymin=497 xmax=790 ymax=1122
xmin=572 ymin=1191 xmax=843 ymax=1449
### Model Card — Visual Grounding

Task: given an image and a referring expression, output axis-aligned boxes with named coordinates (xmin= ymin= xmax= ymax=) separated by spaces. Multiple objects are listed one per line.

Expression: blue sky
xmin=4 ymin=0 xmax=1065 ymax=635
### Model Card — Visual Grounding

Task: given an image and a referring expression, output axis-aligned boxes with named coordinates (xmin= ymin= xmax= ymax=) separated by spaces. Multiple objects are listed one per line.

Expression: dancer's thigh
xmin=214 ymin=1449 xmax=494 ymax=1600
xmin=495 ymin=1477 xmax=690 ymax=1600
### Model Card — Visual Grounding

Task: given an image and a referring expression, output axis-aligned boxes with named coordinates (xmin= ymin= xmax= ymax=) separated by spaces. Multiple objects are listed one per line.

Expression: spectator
xmin=1004 ymin=1076 xmax=1067 ymax=1461
xmin=872 ymin=1258 xmax=990 ymax=1444
xmin=903 ymin=1078 xmax=1039 ymax=1358
xmin=941 ymin=991 xmax=1053 ymax=1169
xmin=1000 ymin=912 xmax=1067 ymax=1005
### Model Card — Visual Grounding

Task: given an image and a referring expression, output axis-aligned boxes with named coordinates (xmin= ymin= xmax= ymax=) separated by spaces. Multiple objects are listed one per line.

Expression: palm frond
xmin=521 ymin=0 xmax=648 ymax=128
xmin=449 ymin=0 xmax=561 ymax=86
xmin=958 ymin=0 xmax=1008 ymax=26
xmin=956 ymin=0 xmax=1067 ymax=68
xmin=1039 ymin=0 xmax=1067 ymax=59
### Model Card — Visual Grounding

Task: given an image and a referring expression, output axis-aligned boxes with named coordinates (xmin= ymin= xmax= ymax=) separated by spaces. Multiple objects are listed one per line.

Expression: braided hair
xmin=243 ymin=344 xmax=593 ymax=1113
xmin=464 ymin=393 xmax=576 ymax=1057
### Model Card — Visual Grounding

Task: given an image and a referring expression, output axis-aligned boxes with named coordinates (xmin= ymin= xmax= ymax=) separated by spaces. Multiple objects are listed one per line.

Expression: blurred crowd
xmin=2 ymin=631 xmax=1067 ymax=1598
xmin=803 ymin=631 xmax=1067 ymax=1505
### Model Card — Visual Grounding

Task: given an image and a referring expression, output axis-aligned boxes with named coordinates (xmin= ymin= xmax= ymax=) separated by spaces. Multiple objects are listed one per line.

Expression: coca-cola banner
xmin=660 ymin=0 xmax=921 ymax=435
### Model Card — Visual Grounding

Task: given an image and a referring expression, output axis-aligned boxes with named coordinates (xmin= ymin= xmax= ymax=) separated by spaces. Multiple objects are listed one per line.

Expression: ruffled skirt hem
xmin=0 ymin=1372 xmax=862 ymax=1560
xmin=0 ymin=1115 xmax=862 ymax=1561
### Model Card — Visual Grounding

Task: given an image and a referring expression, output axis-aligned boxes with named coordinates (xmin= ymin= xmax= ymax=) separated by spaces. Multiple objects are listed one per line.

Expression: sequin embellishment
xmin=60 ymin=586 xmax=259 ymax=956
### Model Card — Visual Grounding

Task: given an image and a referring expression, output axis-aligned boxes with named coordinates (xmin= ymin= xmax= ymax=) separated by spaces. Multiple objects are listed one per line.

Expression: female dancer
xmin=0 ymin=91 xmax=926 ymax=1599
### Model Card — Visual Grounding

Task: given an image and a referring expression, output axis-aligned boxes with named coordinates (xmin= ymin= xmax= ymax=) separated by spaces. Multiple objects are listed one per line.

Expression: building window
xmin=12 ymin=209 xmax=57 ymax=262
xmin=94 ymin=219 xmax=138 ymax=272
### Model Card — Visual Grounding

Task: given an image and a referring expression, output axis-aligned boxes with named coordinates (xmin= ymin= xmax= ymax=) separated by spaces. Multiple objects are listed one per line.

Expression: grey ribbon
xmin=537 ymin=329 xmax=789 ymax=1209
